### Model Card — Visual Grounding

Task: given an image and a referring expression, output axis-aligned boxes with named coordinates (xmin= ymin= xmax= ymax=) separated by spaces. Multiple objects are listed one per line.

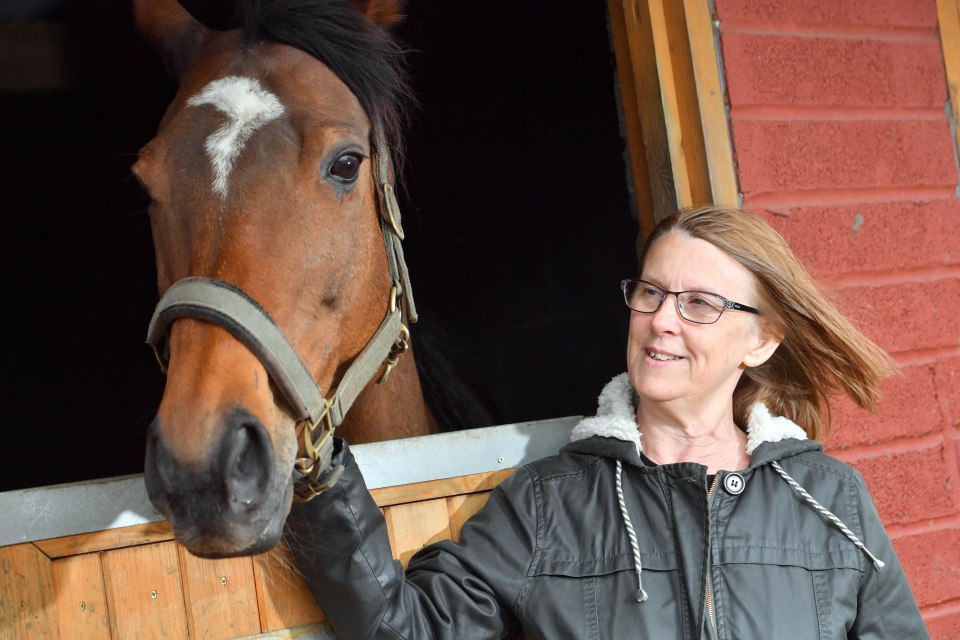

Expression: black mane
xmin=240 ymin=0 xmax=412 ymax=153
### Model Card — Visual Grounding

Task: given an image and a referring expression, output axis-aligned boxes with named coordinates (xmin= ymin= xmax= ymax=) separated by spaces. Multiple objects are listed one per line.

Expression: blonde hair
xmin=639 ymin=206 xmax=899 ymax=441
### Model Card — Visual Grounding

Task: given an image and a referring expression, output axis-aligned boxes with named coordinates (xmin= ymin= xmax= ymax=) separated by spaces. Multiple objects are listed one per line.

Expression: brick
xmin=926 ymin=610 xmax=960 ymax=640
xmin=936 ymin=356 xmax=960 ymax=428
xmin=827 ymin=364 xmax=943 ymax=450
xmin=835 ymin=278 xmax=960 ymax=354
xmin=732 ymin=119 xmax=956 ymax=195
xmin=853 ymin=446 xmax=954 ymax=525
xmin=892 ymin=527 xmax=960 ymax=607
xmin=715 ymin=0 xmax=938 ymax=29
xmin=722 ymin=34 xmax=945 ymax=108
xmin=760 ymin=200 xmax=960 ymax=278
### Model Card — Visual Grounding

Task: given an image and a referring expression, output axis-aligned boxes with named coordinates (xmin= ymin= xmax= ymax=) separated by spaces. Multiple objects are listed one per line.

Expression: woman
xmin=287 ymin=206 xmax=928 ymax=639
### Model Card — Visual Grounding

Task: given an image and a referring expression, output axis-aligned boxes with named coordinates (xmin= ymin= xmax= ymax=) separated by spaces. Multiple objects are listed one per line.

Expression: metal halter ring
xmin=294 ymin=398 xmax=335 ymax=477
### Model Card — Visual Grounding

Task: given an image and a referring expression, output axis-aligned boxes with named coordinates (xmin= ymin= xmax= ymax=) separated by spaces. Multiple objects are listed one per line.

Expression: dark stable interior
xmin=0 ymin=0 xmax=637 ymax=492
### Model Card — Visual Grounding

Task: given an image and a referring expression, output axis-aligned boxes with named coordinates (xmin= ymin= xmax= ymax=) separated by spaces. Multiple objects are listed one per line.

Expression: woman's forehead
xmin=641 ymin=232 xmax=757 ymax=295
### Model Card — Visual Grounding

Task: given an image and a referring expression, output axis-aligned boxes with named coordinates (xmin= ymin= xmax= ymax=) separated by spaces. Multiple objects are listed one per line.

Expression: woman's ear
xmin=742 ymin=325 xmax=783 ymax=369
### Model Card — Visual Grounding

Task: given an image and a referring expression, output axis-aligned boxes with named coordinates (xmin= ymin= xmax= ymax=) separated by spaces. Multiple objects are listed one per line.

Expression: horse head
xmin=132 ymin=0 xmax=433 ymax=558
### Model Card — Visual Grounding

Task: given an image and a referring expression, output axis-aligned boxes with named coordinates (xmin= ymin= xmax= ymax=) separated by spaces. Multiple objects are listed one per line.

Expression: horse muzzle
xmin=144 ymin=407 xmax=291 ymax=557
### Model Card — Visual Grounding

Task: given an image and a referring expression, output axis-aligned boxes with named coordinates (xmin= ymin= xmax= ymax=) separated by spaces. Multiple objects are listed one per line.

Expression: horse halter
xmin=145 ymin=129 xmax=417 ymax=503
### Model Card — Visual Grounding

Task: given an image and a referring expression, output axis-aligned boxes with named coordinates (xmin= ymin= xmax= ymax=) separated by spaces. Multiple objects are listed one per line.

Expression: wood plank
xmin=446 ymin=492 xmax=492 ymax=542
xmin=101 ymin=541 xmax=188 ymax=639
xmin=370 ymin=469 xmax=513 ymax=507
xmin=252 ymin=544 xmax=325 ymax=633
xmin=50 ymin=553 xmax=110 ymax=640
xmin=607 ymin=0 xmax=657 ymax=239
xmin=647 ymin=0 xmax=711 ymax=209
xmin=383 ymin=497 xmax=453 ymax=568
xmin=938 ymin=0 xmax=960 ymax=154
xmin=178 ymin=548 xmax=260 ymax=640
xmin=34 ymin=521 xmax=174 ymax=559
xmin=615 ymin=0 xmax=680 ymax=224
xmin=683 ymin=0 xmax=739 ymax=206
xmin=0 ymin=543 xmax=57 ymax=640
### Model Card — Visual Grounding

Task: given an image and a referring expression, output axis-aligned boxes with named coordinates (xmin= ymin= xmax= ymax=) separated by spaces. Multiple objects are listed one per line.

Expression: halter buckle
xmin=378 ymin=323 xmax=410 ymax=385
xmin=294 ymin=398 xmax=335 ymax=477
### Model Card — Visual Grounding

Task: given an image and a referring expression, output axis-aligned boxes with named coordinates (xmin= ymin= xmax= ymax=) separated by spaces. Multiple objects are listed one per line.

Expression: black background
xmin=0 ymin=0 xmax=638 ymax=492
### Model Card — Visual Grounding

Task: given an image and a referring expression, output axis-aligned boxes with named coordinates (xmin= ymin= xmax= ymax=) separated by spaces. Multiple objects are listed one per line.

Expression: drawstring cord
xmin=616 ymin=460 xmax=649 ymax=602
xmin=770 ymin=461 xmax=885 ymax=571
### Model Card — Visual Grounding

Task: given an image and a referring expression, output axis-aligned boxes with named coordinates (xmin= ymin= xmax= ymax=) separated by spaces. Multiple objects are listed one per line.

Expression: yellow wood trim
xmin=938 ymin=0 xmax=960 ymax=154
xmin=608 ymin=0 xmax=658 ymax=238
xmin=610 ymin=0 xmax=680 ymax=227
xmin=683 ymin=0 xmax=739 ymax=206
xmin=370 ymin=468 xmax=514 ymax=507
xmin=33 ymin=520 xmax=175 ymax=559
xmin=647 ymin=0 xmax=711 ymax=209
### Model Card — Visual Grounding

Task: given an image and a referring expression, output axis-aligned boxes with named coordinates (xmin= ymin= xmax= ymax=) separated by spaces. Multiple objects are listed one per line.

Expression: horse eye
xmin=329 ymin=153 xmax=362 ymax=182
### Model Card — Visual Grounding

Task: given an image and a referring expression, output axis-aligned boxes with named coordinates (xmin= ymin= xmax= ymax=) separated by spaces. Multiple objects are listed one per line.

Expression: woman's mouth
xmin=646 ymin=349 xmax=681 ymax=361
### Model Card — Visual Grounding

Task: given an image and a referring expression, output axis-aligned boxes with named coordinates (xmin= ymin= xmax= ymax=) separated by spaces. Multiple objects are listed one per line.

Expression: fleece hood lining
xmin=569 ymin=373 xmax=809 ymax=455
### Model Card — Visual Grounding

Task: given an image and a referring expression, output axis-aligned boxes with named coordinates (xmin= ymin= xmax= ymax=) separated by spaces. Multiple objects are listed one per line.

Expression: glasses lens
xmin=623 ymin=280 xmax=663 ymax=312
xmin=676 ymin=292 xmax=725 ymax=323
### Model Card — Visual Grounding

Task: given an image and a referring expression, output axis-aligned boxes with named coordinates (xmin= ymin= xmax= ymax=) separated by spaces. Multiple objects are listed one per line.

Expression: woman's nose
xmin=649 ymin=294 xmax=683 ymax=333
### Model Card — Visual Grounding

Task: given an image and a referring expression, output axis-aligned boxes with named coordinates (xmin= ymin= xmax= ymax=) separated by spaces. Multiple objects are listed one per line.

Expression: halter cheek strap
xmin=145 ymin=132 xmax=413 ymax=502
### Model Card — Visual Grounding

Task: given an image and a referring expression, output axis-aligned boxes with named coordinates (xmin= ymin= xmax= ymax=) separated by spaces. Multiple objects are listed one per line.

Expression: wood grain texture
xmin=50 ymin=553 xmax=110 ymax=640
xmin=101 ymin=541 xmax=188 ymax=639
xmin=0 ymin=543 xmax=57 ymax=640
xmin=179 ymin=548 xmax=261 ymax=640
xmin=683 ymin=0 xmax=740 ymax=206
xmin=34 ymin=521 xmax=174 ymax=559
xmin=384 ymin=498 xmax=453 ymax=568
xmin=252 ymin=544 xmax=325 ymax=633
xmin=370 ymin=469 xmax=513 ymax=507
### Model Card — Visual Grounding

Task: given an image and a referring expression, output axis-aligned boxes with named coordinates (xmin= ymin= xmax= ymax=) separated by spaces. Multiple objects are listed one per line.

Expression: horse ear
xmin=133 ymin=0 xmax=210 ymax=78
xmin=349 ymin=0 xmax=406 ymax=29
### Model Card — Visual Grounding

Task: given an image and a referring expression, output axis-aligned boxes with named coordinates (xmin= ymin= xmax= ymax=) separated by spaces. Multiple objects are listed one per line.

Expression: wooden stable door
xmin=0 ymin=469 xmax=512 ymax=640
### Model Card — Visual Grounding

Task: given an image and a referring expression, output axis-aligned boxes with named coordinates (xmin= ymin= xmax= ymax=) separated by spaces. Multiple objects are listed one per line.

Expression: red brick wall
xmin=714 ymin=0 xmax=960 ymax=635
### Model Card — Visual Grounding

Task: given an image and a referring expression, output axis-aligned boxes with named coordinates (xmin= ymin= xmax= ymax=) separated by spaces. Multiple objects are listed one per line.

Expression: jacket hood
xmin=567 ymin=372 xmax=821 ymax=465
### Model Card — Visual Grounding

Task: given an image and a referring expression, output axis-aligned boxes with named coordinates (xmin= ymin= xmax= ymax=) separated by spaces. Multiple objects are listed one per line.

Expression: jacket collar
xmin=566 ymin=373 xmax=821 ymax=465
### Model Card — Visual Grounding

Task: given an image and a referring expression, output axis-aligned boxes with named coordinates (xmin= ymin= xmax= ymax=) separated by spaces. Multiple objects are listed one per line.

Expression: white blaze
xmin=187 ymin=75 xmax=285 ymax=199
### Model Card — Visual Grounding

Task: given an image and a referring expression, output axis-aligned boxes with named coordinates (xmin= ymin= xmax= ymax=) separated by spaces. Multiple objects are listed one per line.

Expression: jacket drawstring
xmin=615 ymin=460 xmax=649 ymax=602
xmin=770 ymin=461 xmax=885 ymax=571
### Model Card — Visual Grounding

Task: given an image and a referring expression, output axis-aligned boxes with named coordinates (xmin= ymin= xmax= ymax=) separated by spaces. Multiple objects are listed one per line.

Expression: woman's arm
xmin=285 ymin=439 xmax=538 ymax=640
xmin=848 ymin=470 xmax=929 ymax=640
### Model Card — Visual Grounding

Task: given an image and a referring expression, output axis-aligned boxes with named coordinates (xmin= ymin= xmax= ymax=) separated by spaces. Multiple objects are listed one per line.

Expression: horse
xmin=132 ymin=0 xmax=438 ymax=558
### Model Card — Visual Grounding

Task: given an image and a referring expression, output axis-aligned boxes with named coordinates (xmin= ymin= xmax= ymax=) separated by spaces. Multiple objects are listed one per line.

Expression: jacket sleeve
xmin=848 ymin=469 xmax=930 ymax=640
xmin=284 ymin=439 xmax=538 ymax=640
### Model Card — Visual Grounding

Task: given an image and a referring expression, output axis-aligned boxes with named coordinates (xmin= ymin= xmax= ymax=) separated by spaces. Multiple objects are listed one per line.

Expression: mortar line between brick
xmin=731 ymin=105 xmax=944 ymax=121
xmin=720 ymin=21 xmax=938 ymax=42
xmin=832 ymin=432 xmax=944 ymax=463
xmin=892 ymin=346 xmax=960 ymax=367
xmin=885 ymin=514 xmax=960 ymax=540
xmin=744 ymin=186 xmax=957 ymax=210
xmin=920 ymin=598 xmax=960 ymax=618
xmin=822 ymin=265 xmax=960 ymax=288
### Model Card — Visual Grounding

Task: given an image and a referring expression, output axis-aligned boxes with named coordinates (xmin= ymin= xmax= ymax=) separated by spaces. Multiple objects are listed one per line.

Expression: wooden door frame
xmin=608 ymin=0 xmax=740 ymax=238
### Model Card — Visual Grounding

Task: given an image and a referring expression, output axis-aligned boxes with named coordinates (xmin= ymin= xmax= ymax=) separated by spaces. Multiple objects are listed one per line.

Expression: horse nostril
xmin=144 ymin=421 xmax=174 ymax=512
xmin=220 ymin=415 xmax=274 ymax=511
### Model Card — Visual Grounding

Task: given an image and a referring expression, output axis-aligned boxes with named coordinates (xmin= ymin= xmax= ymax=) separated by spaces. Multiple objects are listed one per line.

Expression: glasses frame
xmin=620 ymin=278 xmax=760 ymax=325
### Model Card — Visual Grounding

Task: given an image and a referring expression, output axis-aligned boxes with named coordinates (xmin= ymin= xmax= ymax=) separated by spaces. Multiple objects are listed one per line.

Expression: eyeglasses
xmin=620 ymin=279 xmax=760 ymax=325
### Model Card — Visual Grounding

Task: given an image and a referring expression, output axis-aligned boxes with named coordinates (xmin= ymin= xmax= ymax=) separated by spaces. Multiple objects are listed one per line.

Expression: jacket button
xmin=723 ymin=472 xmax=745 ymax=495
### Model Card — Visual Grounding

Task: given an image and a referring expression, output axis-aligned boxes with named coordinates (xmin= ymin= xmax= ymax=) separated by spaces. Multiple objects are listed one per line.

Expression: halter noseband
xmin=145 ymin=130 xmax=416 ymax=503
